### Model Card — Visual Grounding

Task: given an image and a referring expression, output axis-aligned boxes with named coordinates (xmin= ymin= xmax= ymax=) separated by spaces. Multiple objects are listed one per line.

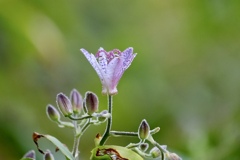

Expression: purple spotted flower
xmin=80 ymin=47 xmax=137 ymax=95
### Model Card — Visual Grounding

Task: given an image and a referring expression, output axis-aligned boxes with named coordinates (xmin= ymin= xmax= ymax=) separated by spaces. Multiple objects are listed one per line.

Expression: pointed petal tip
xmin=128 ymin=47 xmax=137 ymax=56
xmin=127 ymin=47 xmax=133 ymax=51
xmin=80 ymin=48 xmax=85 ymax=53
xmin=123 ymin=47 xmax=134 ymax=53
xmin=80 ymin=48 xmax=92 ymax=56
xmin=99 ymin=47 xmax=104 ymax=50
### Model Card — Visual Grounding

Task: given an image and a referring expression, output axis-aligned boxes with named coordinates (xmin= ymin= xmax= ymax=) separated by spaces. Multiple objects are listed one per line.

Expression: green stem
xmin=72 ymin=119 xmax=91 ymax=159
xmin=110 ymin=128 xmax=160 ymax=137
xmin=110 ymin=131 xmax=138 ymax=137
xmin=155 ymin=142 xmax=167 ymax=153
xmin=72 ymin=134 xmax=80 ymax=160
xmin=147 ymin=136 xmax=167 ymax=160
xmin=155 ymin=142 xmax=166 ymax=160
xmin=80 ymin=119 xmax=91 ymax=135
xmin=69 ymin=115 xmax=92 ymax=121
xmin=72 ymin=115 xmax=80 ymax=160
xmin=99 ymin=95 xmax=113 ymax=145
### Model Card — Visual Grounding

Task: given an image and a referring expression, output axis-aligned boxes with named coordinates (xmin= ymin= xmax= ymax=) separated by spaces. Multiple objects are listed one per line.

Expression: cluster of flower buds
xmin=46 ymin=89 xmax=111 ymax=128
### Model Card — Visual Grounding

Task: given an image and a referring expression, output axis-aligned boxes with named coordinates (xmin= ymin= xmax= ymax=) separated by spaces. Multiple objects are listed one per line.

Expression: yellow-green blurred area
xmin=0 ymin=0 xmax=240 ymax=159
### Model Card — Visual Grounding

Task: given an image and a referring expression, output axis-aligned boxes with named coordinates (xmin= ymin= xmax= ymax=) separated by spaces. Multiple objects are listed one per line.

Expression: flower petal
xmin=97 ymin=49 xmax=108 ymax=74
xmin=80 ymin=48 xmax=106 ymax=84
xmin=106 ymin=57 xmax=124 ymax=94
xmin=121 ymin=47 xmax=137 ymax=70
xmin=81 ymin=47 xmax=137 ymax=95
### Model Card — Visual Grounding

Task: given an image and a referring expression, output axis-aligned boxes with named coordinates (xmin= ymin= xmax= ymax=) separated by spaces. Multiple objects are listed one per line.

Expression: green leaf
xmin=32 ymin=132 xmax=74 ymax=160
xmin=90 ymin=145 xmax=143 ymax=160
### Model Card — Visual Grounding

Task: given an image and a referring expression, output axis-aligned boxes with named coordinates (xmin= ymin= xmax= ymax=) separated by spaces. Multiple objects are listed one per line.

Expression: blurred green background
xmin=0 ymin=0 xmax=240 ymax=159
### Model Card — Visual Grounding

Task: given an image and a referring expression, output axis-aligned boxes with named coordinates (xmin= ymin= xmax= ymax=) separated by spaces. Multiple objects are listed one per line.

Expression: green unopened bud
xmin=56 ymin=93 xmax=73 ymax=117
xmin=139 ymin=143 xmax=149 ymax=152
xmin=85 ymin=91 xmax=98 ymax=115
xmin=150 ymin=147 xmax=161 ymax=158
xmin=70 ymin=89 xmax=83 ymax=114
xmin=150 ymin=127 xmax=160 ymax=135
xmin=165 ymin=152 xmax=182 ymax=160
xmin=22 ymin=150 xmax=35 ymax=159
xmin=138 ymin=119 xmax=150 ymax=140
xmin=46 ymin=105 xmax=61 ymax=122
xmin=44 ymin=150 xmax=55 ymax=160
xmin=94 ymin=133 xmax=102 ymax=146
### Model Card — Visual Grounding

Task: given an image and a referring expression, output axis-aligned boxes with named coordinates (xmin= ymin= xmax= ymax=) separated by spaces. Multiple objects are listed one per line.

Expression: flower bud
xmin=85 ymin=91 xmax=98 ymax=115
xmin=138 ymin=119 xmax=150 ymax=140
xmin=165 ymin=152 xmax=182 ymax=160
xmin=151 ymin=127 xmax=160 ymax=134
xmin=150 ymin=147 xmax=161 ymax=158
xmin=70 ymin=89 xmax=83 ymax=114
xmin=46 ymin=105 xmax=61 ymax=122
xmin=94 ymin=133 xmax=102 ymax=146
xmin=44 ymin=150 xmax=55 ymax=160
xmin=139 ymin=143 xmax=149 ymax=152
xmin=22 ymin=150 xmax=36 ymax=159
xmin=56 ymin=93 xmax=73 ymax=117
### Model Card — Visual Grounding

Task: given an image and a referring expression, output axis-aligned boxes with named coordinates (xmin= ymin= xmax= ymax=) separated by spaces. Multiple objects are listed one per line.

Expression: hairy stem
xmin=110 ymin=131 xmax=138 ymax=137
xmin=69 ymin=115 xmax=92 ymax=121
xmin=72 ymin=135 xmax=80 ymax=160
xmin=110 ymin=127 xmax=160 ymax=137
xmin=72 ymin=116 xmax=80 ymax=160
xmin=99 ymin=95 xmax=113 ymax=145
xmin=72 ymin=119 xmax=91 ymax=159
xmin=147 ymin=136 xmax=167 ymax=160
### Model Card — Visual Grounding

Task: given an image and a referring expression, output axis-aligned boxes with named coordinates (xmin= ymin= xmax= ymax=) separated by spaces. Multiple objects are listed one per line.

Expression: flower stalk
xmin=99 ymin=95 xmax=113 ymax=145
xmin=72 ymin=116 xmax=92 ymax=159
